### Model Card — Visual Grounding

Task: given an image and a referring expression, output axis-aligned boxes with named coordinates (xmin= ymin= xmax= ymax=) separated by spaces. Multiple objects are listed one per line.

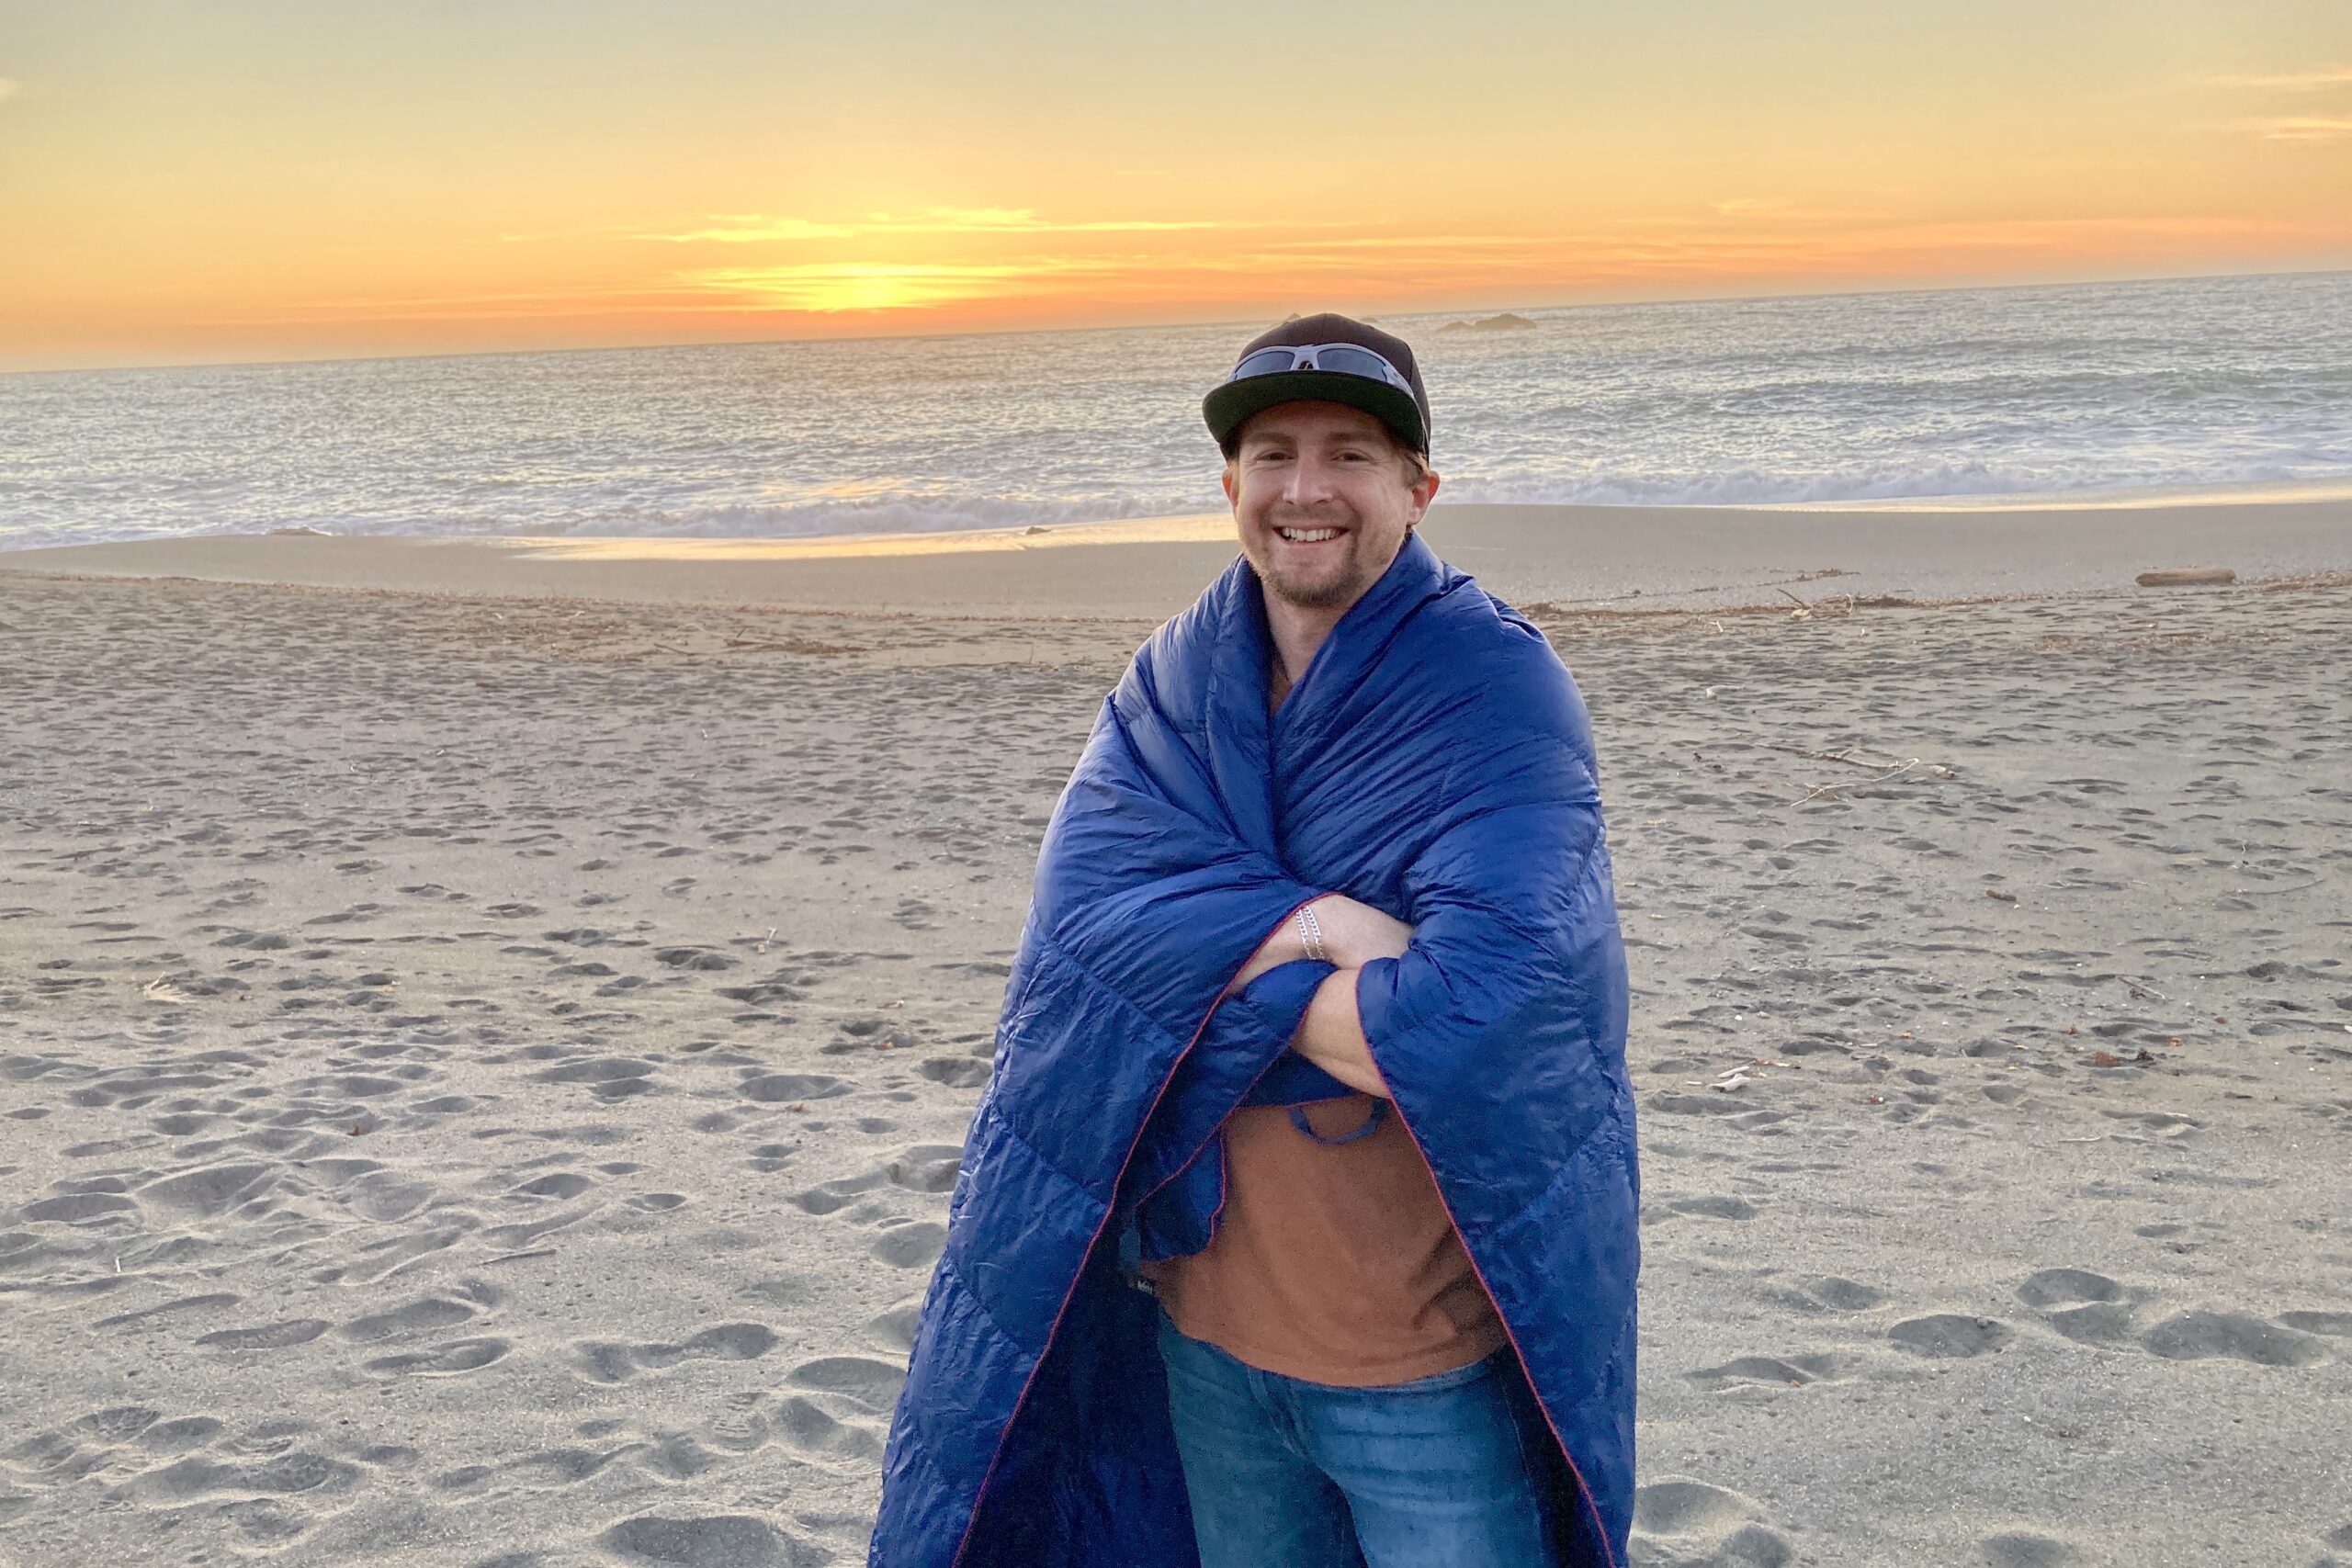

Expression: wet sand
xmin=11 ymin=495 xmax=2350 ymax=615
xmin=3 ymin=501 xmax=2349 ymax=1567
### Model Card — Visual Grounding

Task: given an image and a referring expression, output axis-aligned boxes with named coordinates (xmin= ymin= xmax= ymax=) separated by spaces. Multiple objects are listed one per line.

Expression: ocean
xmin=2 ymin=270 xmax=2346 ymax=552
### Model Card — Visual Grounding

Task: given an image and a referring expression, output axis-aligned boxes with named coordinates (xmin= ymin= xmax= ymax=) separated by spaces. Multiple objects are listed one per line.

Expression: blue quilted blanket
xmin=870 ymin=532 xmax=1638 ymax=1568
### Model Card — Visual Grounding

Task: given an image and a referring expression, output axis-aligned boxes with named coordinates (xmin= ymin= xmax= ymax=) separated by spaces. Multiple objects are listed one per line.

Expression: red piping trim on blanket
xmin=1204 ymin=1130 xmax=1230 ymax=1239
xmin=1376 ymin=1084 xmax=1623 ymax=1568
xmin=944 ymin=893 xmax=1326 ymax=1568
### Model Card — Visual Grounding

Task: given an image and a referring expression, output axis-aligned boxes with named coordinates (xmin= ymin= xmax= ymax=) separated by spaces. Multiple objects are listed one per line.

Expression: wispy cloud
xmin=1708 ymin=197 xmax=1866 ymax=223
xmin=1261 ymin=234 xmax=1541 ymax=251
xmin=647 ymin=215 xmax=860 ymax=243
xmin=2208 ymin=65 xmax=2352 ymax=139
xmin=2211 ymin=66 xmax=2352 ymax=91
xmin=639 ymin=207 xmax=1227 ymax=243
xmin=671 ymin=256 xmax=1124 ymax=311
xmin=2239 ymin=115 xmax=2352 ymax=141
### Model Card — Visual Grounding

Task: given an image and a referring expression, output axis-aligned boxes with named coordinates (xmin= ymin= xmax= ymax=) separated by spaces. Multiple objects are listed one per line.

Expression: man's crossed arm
xmin=1227 ymin=896 xmax=1412 ymax=1100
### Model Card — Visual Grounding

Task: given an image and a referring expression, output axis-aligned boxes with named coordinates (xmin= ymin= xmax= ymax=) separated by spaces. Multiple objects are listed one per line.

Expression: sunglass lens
xmin=1232 ymin=347 xmax=1302 ymax=378
xmin=1309 ymin=345 xmax=1395 ymax=382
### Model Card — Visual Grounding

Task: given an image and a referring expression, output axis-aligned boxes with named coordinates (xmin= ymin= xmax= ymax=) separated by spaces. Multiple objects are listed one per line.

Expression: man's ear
xmin=1221 ymin=462 xmax=1239 ymax=506
xmin=1407 ymin=468 xmax=1441 ymax=528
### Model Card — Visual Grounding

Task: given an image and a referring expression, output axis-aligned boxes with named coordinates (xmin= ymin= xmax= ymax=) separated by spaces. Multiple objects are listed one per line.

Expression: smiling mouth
xmin=1274 ymin=526 xmax=1342 ymax=544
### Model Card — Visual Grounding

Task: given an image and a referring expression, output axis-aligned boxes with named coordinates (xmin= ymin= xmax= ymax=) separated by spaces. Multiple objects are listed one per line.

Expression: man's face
xmin=1223 ymin=401 xmax=1439 ymax=614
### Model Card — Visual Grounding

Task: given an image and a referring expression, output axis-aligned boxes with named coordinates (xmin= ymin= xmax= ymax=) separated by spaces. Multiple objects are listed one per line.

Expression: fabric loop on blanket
xmin=1288 ymin=1098 xmax=1386 ymax=1145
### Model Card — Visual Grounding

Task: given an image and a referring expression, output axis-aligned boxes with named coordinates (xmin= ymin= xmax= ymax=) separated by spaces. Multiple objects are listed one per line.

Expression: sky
xmin=2 ymin=0 xmax=2348 ymax=370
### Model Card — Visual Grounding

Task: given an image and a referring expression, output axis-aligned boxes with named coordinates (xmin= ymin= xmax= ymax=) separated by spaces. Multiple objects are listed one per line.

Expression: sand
xmin=2 ymin=500 xmax=2349 ymax=1568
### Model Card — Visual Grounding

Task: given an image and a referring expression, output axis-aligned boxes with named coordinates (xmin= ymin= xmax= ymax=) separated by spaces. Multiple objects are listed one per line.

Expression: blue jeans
xmin=1157 ymin=1314 xmax=1554 ymax=1568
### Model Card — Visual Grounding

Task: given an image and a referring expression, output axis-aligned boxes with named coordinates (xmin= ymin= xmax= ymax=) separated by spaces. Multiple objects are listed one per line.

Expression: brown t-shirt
xmin=1142 ymin=1092 xmax=1506 ymax=1386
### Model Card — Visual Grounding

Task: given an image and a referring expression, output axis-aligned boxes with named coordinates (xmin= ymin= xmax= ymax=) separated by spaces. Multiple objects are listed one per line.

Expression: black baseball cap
xmin=1203 ymin=312 xmax=1431 ymax=457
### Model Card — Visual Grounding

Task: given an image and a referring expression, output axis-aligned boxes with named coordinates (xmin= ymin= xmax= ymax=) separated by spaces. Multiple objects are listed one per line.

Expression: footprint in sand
xmin=1755 ymin=1274 xmax=1885 ymax=1314
xmin=788 ymin=1354 xmax=907 ymax=1411
xmin=627 ymin=1191 xmax=688 ymax=1213
xmin=362 ymin=1337 xmax=512 ymax=1377
xmin=655 ymin=946 xmax=736 ymax=972
xmin=870 ymin=1221 xmax=947 ymax=1270
xmin=887 ymin=1145 xmax=963 ymax=1193
xmin=2017 ymin=1268 xmax=2123 ymax=1308
xmin=574 ymin=1323 xmax=779 ymax=1384
xmin=338 ymin=1282 xmax=501 ymax=1344
xmin=1631 ymin=1477 xmax=1794 ymax=1566
xmin=740 ymin=1071 xmax=850 ymax=1104
xmin=2137 ymin=1312 xmax=2327 ymax=1368
xmin=137 ymin=1416 xmax=225 ymax=1454
xmin=1888 ymin=1314 xmax=2012 ymax=1359
xmin=194 ymin=1318 xmax=332 ymax=1352
xmin=868 ymin=1301 xmax=924 ymax=1353
xmin=531 ymin=1055 xmax=661 ymax=1101
xmin=1980 ymin=1532 xmax=2081 ymax=1566
xmin=72 ymin=1406 xmax=161 ymax=1443
xmin=124 ymin=1447 xmax=358 ymax=1505
xmin=512 ymin=1170 xmax=594 ymax=1200
xmin=1686 ymin=1352 xmax=1843 ymax=1390
xmin=19 ymin=1192 xmax=138 ymax=1224
xmin=772 ymin=1395 xmax=886 ymax=1463
xmin=2016 ymin=1268 xmax=2140 ymax=1346
xmin=137 ymin=1161 xmax=277 ymax=1219
xmin=917 ymin=1056 xmax=990 ymax=1089
xmin=601 ymin=1513 xmax=831 ymax=1568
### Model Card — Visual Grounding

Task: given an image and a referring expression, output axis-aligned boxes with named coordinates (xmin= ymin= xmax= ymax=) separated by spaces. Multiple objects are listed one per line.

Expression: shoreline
xmin=5 ymin=495 xmax=2347 ymax=619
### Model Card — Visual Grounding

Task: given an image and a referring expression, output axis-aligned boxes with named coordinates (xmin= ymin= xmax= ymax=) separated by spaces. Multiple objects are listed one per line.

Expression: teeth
xmin=1277 ymin=527 xmax=1339 ymax=543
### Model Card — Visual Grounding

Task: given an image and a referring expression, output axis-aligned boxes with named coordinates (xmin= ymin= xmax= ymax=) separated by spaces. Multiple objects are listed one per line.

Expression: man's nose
xmin=1282 ymin=454 xmax=1337 ymax=505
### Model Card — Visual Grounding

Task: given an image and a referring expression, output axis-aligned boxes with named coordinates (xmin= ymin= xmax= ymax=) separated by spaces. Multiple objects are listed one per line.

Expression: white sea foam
xmin=4 ymin=271 xmax=2346 ymax=550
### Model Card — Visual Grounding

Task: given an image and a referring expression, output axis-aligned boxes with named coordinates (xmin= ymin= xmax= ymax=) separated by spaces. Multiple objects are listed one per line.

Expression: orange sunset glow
xmin=3 ymin=1 xmax=2348 ymax=370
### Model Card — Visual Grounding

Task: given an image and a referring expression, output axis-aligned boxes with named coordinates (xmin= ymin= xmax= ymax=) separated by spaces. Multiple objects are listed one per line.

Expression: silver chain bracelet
xmin=1295 ymin=903 xmax=1328 ymax=963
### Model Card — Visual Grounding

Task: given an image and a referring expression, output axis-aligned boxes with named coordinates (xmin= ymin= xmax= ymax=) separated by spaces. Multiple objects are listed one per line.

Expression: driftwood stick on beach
xmin=1799 ymin=760 xmax=1925 ymax=802
xmin=2136 ymin=568 xmax=2236 ymax=588
xmin=1760 ymin=741 xmax=1906 ymax=771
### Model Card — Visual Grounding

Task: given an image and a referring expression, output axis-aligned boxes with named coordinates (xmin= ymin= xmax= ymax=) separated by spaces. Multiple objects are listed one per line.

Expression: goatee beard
xmin=1262 ymin=567 xmax=1360 ymax=609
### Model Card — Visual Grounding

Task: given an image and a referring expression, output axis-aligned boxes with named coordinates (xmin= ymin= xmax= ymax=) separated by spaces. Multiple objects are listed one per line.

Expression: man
xmin=872 ymin=315 xmax=1637 ymax=1568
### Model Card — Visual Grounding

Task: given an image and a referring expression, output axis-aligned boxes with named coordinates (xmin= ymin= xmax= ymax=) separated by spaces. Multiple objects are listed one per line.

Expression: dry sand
xmin=2 ymin=501 xmax=2349 ymax=1568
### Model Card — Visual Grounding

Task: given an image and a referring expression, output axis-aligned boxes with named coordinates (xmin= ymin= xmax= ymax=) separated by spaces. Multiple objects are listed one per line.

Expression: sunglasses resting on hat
xmin=1226 ymin=343 xmax=1417 ymax=395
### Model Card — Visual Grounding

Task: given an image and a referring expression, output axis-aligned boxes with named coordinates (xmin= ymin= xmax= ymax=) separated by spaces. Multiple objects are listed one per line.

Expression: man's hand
xmin=1226 ymin=894 xmax=1411 ymax=994
xmin=1221 ymin=894 xmax=1412 ymax=1096
xmin=1309 ymin=896 xmax=1412 ymax=969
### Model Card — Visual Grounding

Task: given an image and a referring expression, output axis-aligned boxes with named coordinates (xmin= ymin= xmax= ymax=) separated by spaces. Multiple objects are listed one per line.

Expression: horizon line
xmin=6 ymin=262 xmax=2346 ymax=380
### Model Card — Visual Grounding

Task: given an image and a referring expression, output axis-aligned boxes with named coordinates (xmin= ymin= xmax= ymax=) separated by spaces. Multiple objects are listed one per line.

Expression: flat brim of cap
xmin=1203 ymin=371 xmax=1426 ymax=454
